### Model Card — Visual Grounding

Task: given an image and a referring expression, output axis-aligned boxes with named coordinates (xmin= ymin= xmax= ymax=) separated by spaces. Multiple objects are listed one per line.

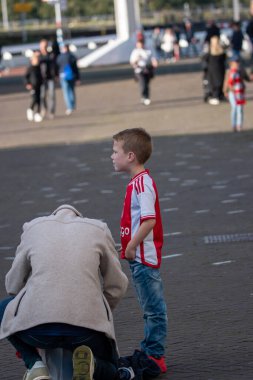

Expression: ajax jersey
xmin=120 ymin=170 xmax=163 ymax=268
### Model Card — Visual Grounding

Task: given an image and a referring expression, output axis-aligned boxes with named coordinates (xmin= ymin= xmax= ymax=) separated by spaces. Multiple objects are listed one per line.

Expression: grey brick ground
xmin=0 ymin=62 xmax=253 ymax=379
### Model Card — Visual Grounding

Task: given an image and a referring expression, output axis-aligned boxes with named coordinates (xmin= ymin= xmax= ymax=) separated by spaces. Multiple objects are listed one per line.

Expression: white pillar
xmin=1 ymin=0 xmax=9 ymax=30
xmin=233 ymin=0 xmax=240 ymax=21
xmin=78 ymin=0 xmax=141 ymax=67
xmin=55 ymin=1 xmax=64 ymax=47
xmin=114 ymin=0 xmax=141 ymax=40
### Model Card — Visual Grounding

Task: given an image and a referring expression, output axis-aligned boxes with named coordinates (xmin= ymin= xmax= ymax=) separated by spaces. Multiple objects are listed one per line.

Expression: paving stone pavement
xmin=0 ymin=62 xmax=253 ymax=380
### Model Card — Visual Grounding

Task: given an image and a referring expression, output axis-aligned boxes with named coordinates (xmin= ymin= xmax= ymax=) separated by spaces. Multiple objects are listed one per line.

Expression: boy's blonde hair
xmin=113 ymin=128 xmax=152 ymax=164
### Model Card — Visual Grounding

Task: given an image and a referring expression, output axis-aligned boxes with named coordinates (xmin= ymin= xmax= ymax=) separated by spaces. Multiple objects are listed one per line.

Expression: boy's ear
xmin=128 ymin=151 xmax=136 ymax=162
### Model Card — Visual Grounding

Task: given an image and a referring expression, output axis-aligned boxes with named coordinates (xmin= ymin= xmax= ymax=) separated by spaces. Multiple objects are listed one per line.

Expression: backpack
xmin=62 ymin=63 xmax=75 ymax=81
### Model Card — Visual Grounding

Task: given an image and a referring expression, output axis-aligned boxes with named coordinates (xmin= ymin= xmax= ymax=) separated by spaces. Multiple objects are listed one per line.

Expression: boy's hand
xmin=125 ymin=243 xmax=136 ymax=260
xmin=116 ymin=245 xmax=122 ymax=255
xmin=124 ymin=219 xmax=156 ymax=261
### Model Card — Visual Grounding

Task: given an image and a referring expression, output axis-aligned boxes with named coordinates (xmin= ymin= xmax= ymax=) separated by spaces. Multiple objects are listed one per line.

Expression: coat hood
xmin=52 ymin=204 xmax=83 ymax=218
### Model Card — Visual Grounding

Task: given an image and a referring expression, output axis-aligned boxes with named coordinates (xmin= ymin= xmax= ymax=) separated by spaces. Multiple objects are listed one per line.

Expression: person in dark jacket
xmin=56 ymin=44 xmax=80 ymax=115
xmin=39 ymin=38 xmax=57 ymax=119
xmin=25 ymin=51 xmax=43 ymax=123
xmin=183 ymin=20 xmax=198 ymax=57
xmin=205 ymin=20 xmax=220 ymax=44
xmin=206 ymin=36 xmax=227 ymax=105
xmin=230 ymin=21 xmax=244 ymax=59
xmin=246 ymin=15 xmax=253 ymax=44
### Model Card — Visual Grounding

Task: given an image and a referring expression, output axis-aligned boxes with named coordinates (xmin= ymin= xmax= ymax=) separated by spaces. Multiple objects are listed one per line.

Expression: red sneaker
xmin=16 ymin=351 xmax=22 ymax=359
xmin=148 ymin=356 xmax=167 ymax=373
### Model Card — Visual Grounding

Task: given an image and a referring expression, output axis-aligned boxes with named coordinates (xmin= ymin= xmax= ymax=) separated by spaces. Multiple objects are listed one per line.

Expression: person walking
xmin=246 ymin=15 xmax=253 ymax=46
xmin=39 ymin=38 xmax=57 ymax=119
xmin=25 ymin=50 xmax=43 ymax=123
xmin=183 ymin=20 xmax=198 ymax=57
xmin=111 ymin=128 xmax=168 ymax=374
xmin=230 ymin=21 xmax=244 ymax=59
xmin=130 ymin=40 xmax=158 ymax=106
xmin=161 ymin=27 xmax=177 ymax=62
xmin=223 ymin=56 xmax=251 ymax=132
xmin=0 ymin=204 xmax=135 ymax=380
xmin=204 ymin=20 xmax=220 ymax=44
xmin=57 ymin=44 xmax=80 ymax=115
xmin=152 ymin=27 xmax=163 ymax=61
xmin=206 ymin=36 xmax=226 ymax=105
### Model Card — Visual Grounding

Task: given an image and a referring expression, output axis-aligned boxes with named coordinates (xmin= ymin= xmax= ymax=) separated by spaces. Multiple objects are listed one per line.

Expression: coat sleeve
xmin=5 ymin=225 xmax=32 ymax=295
xmin=100 ymin=224 xmax=128 ymax=311
xmin=25 ymin=66 xmax=32 ymax=85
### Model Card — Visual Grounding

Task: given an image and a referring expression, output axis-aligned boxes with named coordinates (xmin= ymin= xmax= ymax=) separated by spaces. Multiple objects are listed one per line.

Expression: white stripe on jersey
xmin=131 ymin=173 xmax=158 ymax=266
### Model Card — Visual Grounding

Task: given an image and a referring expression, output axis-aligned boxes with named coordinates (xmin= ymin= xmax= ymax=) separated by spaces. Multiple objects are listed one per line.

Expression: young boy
xmin=223 ymin=56 xmax=250 ymax=132
xmin=25 ymin=50 xmax=43 ymax=123
xmin=111 ymin=128 xmax=168 ymax=373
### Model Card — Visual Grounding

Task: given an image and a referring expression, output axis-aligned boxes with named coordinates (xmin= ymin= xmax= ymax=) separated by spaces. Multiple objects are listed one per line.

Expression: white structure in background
xmin=78 ymin=0 xmax=141 ymax=68
xmin=233 ymin=0 xmax=240 ymax=21
xmin=1 ymin=0 xmax=9 ymax=30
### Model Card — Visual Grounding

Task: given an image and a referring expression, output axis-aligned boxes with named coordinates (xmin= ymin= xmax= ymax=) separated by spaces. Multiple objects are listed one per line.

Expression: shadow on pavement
xmin=0 ymin=129 xmax=253 ymax=379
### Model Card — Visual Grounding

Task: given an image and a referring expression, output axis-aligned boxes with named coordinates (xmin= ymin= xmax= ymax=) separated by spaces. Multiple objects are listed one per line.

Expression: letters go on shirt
xmin=120 ymin=170 xmax=163 ymax=268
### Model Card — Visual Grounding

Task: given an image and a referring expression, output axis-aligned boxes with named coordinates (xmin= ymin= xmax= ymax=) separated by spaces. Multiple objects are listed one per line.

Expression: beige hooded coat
xmin=0 ymin=205 xmax=128 ymax=348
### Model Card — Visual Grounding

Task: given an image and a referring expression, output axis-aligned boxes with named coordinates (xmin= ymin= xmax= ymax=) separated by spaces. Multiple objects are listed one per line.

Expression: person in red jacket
xmin=223 ymin=56 xmax=251 ymax=132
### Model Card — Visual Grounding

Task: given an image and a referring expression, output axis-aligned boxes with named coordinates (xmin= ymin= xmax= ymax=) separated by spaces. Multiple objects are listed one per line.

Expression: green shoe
xmin=23 ymin=361 xmax=50 ymax=380
xmin=73 ymin=345 xmax=95 ymax=380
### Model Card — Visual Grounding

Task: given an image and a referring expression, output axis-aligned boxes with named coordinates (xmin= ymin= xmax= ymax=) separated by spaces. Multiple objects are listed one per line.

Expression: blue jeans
xmin=40 ymin=79 xmax=56 ymax=115
xmin=60 ymin=78 xmax=76 ymax=111
xmin=0 ymin=297 xmax=118 ymax=380
xmin=129 ymin=261 xmax=168 ymax=357
xmin=228 ymin=91 xmax=244 ymax=129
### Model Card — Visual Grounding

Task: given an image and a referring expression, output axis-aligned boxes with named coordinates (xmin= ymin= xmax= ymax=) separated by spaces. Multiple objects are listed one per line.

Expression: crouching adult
xmin=0 ymin=204 xmax=132 ymax=380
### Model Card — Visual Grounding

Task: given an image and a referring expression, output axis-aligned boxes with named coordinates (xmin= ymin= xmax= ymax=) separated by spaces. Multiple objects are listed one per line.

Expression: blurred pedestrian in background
xmin=152 ymin=27 xmax=163 ymax=61
xmin=25 ymin=50 xmax=43 ymax=123
xmin=130 ymin=40 xmax=158 ymax=106
xmin=161 ymin=27 xmax=177 ymax=62
xmin=136 ymin=29 xmax=145 ymax=44
xmin=201 ymin=44 xmax=212 ymax=102
xmin=173 ymin=25 xmax=181 ymax=61
xmin=223 ymin=56 xmax=251 ymax=132
xmin=230 ymin=21 xmax=244 ymax=59
xmin=205 ymin=36 xmax=226 ymax=105
xmin=50 ymin=35 xmax=60 ymax=62
xmin=183 ymin=20 xmax=198 ymax=57
xmin=39 ymin=38 xmax=57 ymax=119
xmin=57 ymin=44 xmax=80 ymax=116
xmin=246 ymin=14 xmax=253 ymax=47
xmin=204 ymin=20 xmax=220 ymax=44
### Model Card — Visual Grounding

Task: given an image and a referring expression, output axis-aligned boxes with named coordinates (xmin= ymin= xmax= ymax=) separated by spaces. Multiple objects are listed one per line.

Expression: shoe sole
xmin=72 ymin=346 xmax=94 ymax=380
xmin=23 ymin=371 xmax=50 ymax=380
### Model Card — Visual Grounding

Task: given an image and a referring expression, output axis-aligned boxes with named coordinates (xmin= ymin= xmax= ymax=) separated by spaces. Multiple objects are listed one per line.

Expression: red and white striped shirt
xmin=120 ymin=170 xmax=163 ymax=268
xmin=228 ymin=68 xmax=246 ymax=105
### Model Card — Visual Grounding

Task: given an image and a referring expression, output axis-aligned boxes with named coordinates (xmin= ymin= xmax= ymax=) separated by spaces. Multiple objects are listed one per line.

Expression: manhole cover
xmin=204 ymin=233 xmax=253 ymax=244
